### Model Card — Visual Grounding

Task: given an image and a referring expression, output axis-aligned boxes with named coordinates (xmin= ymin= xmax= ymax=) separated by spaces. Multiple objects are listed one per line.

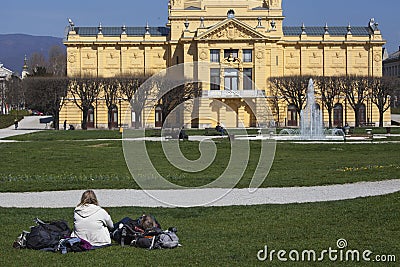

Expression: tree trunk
xmin=135 ymin=110 xmax=142 ymax=129
xmin=327 ymin=109 xmax=333 ymax=128
xmin=53 ymin=111 xmax=59 ymax=130
xmin=379 ymin=111 xmax=384 ymax=128
xmin=82 ymin=107 xmax=89 ymax=130
xmin=354 ymin=108 xmax=360 ymax=127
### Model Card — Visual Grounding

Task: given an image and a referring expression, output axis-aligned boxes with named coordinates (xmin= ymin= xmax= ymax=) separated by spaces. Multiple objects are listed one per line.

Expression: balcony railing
xmin=203 ymin=90 xmax=266 ymax=98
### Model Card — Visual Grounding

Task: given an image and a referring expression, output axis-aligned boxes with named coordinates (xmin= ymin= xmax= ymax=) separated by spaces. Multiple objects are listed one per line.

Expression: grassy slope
xmin=0 ymin=114 xmax=24 ymax=129
xmin=1 ymin=192 xmax=399 ymax=266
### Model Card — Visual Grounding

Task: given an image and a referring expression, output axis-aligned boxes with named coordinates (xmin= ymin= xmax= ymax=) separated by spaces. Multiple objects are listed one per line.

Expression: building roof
xmin=384 ymin=49 xmax=400 ymax=63
xmin=74 ymin=27 xmax=170 ymax=37
xmin=0 ymin=63 xmax=14 ymax=78
xmin=70 ymin=25 xmax=372 ymax=38
xmin=283 ymin=26 xmax=372 ymax=36
xmin=387 ymin=50 xmax=400 ymax=60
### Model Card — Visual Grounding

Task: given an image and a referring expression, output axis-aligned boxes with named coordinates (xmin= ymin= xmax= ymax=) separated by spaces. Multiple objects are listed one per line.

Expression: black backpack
xmin=112 ymin=215 xmax=180 ymax=249
xmin=25 ymin=218 xmax=71 ymax=250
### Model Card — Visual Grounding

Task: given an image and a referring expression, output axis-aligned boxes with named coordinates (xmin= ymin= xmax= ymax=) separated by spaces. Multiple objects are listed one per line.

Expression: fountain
xmin=236 ymin=78 xmax=345 ymax=142
xmin=276 ymin=78 xmax=345 ymax=141
xmin=300 ymin=79 xmax=324 ymax=140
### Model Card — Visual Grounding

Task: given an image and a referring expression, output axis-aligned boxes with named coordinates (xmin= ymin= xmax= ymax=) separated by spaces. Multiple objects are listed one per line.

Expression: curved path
xmin=1 ymin=120 xmax=400 ymax=208
xmin=0 ymin=179 xmax=399 ymax=208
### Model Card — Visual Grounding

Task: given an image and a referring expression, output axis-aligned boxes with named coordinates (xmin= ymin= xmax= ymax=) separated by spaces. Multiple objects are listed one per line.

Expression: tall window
xmin=243 ymin=68 xmax=253 ymax=90
xmin=333 ymin=103 xmax=343 ymax=127
xmin=108 ymin=105 xmax=118 ymax=129
xmin=224 ymin=68 xmax=239 ymax=91
xmin=358 ymin=104 xmax=366 ymax=125
xmin=224 ymin=49 xmax=239 ymax=60
xmin=210 ymin=49 xmax=220 ymax=63
xmin=87 ymin=106 xmax=95 ymax=128
xmin=155 ymin=106 xmax=163 ymax=128
xmin=243 ymin=49 xmax=253 ymax=62
xmin=210 ymin=68 xmax=220 ymax=90
xmin=287 ymin=104 xmax=298 ymax=126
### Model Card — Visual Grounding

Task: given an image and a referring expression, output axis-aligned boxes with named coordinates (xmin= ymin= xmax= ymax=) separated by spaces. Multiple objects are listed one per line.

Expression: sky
xmin=0 ymin=0 xmax=399 ymax=53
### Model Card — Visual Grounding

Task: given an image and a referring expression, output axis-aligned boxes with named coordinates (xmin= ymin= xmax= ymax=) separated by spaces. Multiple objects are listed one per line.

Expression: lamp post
xmin=119 ymin=98 xmax=122 ymax=128
xmin=367 ymin=91 xmax=370 ymax=124
xmin=368 ymin=88 xmax=373 ymax=125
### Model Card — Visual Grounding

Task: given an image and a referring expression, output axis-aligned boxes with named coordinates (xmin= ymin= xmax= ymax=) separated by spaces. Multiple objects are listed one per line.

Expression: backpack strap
xmin=149 ymin=236 xmax=156 ymax=250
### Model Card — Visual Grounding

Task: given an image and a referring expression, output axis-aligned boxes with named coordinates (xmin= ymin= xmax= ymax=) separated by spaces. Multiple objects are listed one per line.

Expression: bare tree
xmin=266 ymin=85 xmax=281 ymax=126
xmin=338 ymin=75 xmax=369 ymax=127
xmin=315 ymin=76 xmax=342 ymax=128
xmin=28 ymin=52 xmax=47 ymax=75
xmin=392 ymin=80 xmax=400 ymax=108
xmin=101 ymin=78 xmax=120 ymax=128
xmin=23 ymin=77 xmax=69 ymax=129
xmin=370 ymin=77 xmax=399 ymax=127
xmin=5 ymin=75 xmax=24 ymax=112
xmin=69 ymin=78 xmax=101 ymax=130
xmin=269 ymin=76 xmax=309 ymax=117
xmin=152 ymin=74 xmax=199 ymax=127
xmin=119 ymin=74 xmax=152 ymax=129
xmin=48 ymin=45 xmax=66 ymax=77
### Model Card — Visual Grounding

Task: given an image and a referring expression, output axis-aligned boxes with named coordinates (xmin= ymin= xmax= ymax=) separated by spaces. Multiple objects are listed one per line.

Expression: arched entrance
xmin=131 ymin=109 xmax=141 ymax=129
xmin=155 ymin=106 xmax=163 ymax=128
xmin=358 ymin=104 xmax=366 ymax=126
xmin=87 ymin=106 xmax=95 ymax=128
xmin=287 ymin=104 xmax=297 ymax=126
xmin=108 ymin=105 xmax=118 ymax=129
xmin=333 ymin=103 xmax=343 ymax=127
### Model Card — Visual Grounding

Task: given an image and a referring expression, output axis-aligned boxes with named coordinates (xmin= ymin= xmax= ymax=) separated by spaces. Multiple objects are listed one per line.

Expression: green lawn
xmin=1 ymin=192 xmax=399 ymax=266
xmin=6 ymin=130 xmax=122 ymax=141
xmin=1 ymin=131 xmax=399 ymax=266
xmin=0 ymin=131 xmax=399 ymax=192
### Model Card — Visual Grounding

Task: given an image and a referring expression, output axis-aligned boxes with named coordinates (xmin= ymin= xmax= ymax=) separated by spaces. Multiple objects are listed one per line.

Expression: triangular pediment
xmin=196 ymin=18 xmax=267 ymax=41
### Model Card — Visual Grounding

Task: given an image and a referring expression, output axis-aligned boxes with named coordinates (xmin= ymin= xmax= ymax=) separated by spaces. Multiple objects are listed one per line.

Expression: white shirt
xmin=71 ymin=204 xmax=113 ymax=246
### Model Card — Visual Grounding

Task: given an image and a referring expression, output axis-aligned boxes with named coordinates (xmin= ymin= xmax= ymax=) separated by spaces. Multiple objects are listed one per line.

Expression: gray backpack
xmin=156 ymin=231 xmax=180 ymax=249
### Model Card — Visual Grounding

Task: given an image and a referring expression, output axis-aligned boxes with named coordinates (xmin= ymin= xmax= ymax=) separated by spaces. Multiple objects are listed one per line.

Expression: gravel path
xmin=1 ymin=179 xmax=399 ymax=208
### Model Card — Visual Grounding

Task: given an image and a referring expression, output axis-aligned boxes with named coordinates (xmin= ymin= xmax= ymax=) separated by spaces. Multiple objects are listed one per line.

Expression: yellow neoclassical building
xmin=61 ymin=0 xmax=389 ymax=129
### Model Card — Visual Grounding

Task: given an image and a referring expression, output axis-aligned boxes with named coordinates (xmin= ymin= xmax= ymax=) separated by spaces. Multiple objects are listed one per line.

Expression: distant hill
xmin=0 ymin=34 xmax=64 ymax=74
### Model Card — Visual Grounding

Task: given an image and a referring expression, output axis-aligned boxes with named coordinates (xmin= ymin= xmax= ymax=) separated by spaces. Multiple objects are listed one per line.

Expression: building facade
xmin=383 ymin=46 xmax=400 ymax=78
xmin=0 ymin=63 xmax=14 ymax=114
xmin=62 ymin=0 xmax=389 ymax=129
xmin=383 ymin=46 xmax=400 ymax=108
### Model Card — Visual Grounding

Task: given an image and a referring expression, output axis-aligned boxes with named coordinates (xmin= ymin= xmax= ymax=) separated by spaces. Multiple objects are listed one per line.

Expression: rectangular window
xmin=224 ymin=49 xmax=239 ymax=60
xmin=243 ymin=49 xmax=253 ymax=63
xmin=210 ymin=68 xmax=220 ymax=90
xmin=243 ymin=68 xmax=253 ymax=90
xmin=224 ymin=68 xmax=239 ymax=91
xmin=210 ymin=49 xmax=220 ymax=63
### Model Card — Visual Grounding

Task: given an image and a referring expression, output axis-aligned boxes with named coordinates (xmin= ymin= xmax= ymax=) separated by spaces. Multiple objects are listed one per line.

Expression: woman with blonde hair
xmin=71 ymin=190 xmax=114 ymax=248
